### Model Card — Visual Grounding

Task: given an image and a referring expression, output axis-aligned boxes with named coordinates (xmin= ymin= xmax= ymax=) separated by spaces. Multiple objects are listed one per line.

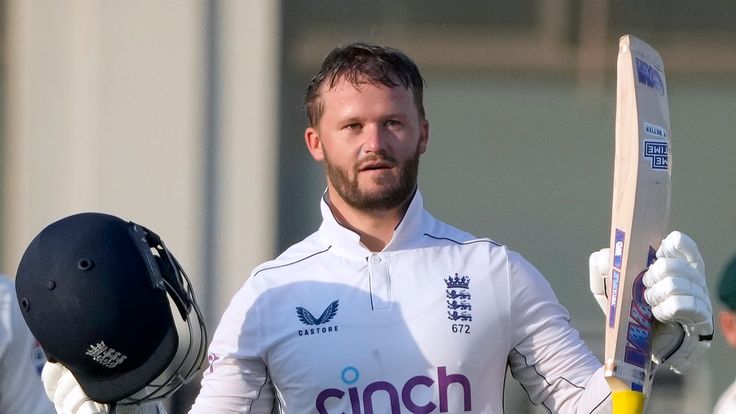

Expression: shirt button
xmin=370 ymin=256 xmax=381 ymax=264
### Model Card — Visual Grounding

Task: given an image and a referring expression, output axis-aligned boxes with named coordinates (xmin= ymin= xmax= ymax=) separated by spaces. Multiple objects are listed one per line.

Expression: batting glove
xmin=42 ymin=362 xmax=166 ymax=414
xmin=588 ymin=231 xmax=713 ymax=374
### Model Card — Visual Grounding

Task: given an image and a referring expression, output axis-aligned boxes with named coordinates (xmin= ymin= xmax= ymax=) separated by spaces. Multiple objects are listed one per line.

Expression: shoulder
xmin=418 ymin=214 xmax=547 ymax=282
xmin=250 ymin=231 xmax=331 ymax=280
xmin=424 ymin=210 xmax=537 ymax=272
xmin=423 ymin=214 xmax=546 ymax=277
xmin=419 ymin=212 xmax=547 ymax=273
xmin=421 ymin=211 xmax=503 ymax=248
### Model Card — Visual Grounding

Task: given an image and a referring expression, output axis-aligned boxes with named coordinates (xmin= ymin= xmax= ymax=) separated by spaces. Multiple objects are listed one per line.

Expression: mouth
xmin=358 ymin=160 xmax=395 ymax=172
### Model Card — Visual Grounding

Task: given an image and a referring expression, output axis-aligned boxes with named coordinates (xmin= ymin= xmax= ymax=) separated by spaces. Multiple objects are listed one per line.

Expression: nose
xmin=362 ymin=124 xmax=387 ymax=154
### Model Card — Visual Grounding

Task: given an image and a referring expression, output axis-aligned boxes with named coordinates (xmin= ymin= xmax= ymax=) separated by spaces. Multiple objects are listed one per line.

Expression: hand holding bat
xmin=590 ymin=232 xmax=712 ymax=373
xmin=643 ymin=232 xmax=713 ymax=373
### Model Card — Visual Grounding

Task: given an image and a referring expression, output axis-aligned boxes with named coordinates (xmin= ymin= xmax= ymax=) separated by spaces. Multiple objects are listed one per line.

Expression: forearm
xmin=510 ymin=340 xmax=612 ymax=413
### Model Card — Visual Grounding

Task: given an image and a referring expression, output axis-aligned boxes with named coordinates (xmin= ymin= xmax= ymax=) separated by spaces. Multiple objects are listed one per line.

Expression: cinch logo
xmin=316 ymin=366 xmax=472 ymax=414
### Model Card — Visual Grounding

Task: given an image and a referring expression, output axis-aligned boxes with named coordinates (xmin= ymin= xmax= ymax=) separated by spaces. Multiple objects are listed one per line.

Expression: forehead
xmin=318 ymin=76 xmax=417 ymax=116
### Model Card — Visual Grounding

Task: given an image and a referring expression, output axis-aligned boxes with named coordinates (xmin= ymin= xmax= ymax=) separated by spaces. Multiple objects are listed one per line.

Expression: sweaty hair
xmin=304 ymin=42 xmax=426 ymax=127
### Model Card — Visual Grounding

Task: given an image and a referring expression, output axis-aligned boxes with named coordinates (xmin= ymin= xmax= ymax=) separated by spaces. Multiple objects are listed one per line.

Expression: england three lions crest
xmin=446 ymin=273 xmax=472 ymax=322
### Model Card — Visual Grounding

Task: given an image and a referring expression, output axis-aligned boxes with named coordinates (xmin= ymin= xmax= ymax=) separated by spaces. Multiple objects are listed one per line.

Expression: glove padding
xmin=43 ymin=362 xmax=108 ymax=414
xmin=42 ymin=362 xmax=165 ymax=414
xmin=589 ymin=231 xmax=713 ymax=374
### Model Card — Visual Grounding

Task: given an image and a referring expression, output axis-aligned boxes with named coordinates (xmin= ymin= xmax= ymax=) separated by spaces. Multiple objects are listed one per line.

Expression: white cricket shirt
xmin=190 ymin=191 xmax=613 ymax=413
xmin=714 ymin=379 xmax=736 ymax=414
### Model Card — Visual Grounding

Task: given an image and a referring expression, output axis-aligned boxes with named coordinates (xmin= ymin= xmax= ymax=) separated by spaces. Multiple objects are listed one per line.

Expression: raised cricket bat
xmin=603 ymin=35 xmax=672 ymax=414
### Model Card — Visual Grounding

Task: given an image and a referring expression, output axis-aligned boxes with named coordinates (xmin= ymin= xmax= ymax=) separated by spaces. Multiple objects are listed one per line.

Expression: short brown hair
xmin=304 ymin=43 xmax=426 ymax=127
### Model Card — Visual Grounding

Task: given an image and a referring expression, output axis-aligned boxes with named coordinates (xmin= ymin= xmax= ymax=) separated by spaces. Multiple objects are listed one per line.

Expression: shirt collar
xmin=318 ymin=189 xmax=428 ymax=257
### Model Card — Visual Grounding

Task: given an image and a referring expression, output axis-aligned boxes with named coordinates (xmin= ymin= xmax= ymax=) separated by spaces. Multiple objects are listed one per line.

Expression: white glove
xmin=42 ymin=362 xmax=109 ymax=414
xmin=589 ymin=231 xmax=713 ymax=374
xmin=42 ymin=362 xmax=166 ymax=414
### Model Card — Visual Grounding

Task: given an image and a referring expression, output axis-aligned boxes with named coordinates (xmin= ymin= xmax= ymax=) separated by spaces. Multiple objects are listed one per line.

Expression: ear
xmin=719 ymin=310 xmax=736 ymax=348
xmin=305 ymin=127 xmax=324 ymax=161
xmin=418 ymin=119 xmax=429 ymax=155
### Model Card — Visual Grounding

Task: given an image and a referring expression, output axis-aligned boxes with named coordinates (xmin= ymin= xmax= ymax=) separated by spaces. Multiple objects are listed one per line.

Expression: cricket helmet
xmin=15 ymin=212 xmax=207 ymax=404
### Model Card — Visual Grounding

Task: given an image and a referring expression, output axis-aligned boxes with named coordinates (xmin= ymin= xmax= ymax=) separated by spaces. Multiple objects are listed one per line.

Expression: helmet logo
xmin=86 ymin=341 xmax=128 ymax=369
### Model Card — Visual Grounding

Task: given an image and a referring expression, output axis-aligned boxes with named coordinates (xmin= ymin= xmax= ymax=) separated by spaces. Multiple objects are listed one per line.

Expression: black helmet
xmin=15 ymin=212 xmax=207 ymax=404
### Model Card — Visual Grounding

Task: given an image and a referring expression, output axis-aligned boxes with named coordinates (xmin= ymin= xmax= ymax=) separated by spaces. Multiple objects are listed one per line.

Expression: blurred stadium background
xmin=1 ymin=1 xmax=734 ymax=412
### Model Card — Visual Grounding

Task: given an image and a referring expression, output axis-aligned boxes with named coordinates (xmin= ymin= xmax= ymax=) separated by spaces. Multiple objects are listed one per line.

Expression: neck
xmin=326 ymin=191 xmax=411 ymax=252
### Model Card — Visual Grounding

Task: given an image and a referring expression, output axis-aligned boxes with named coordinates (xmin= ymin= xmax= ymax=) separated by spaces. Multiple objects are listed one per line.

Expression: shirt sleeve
xmin=188 ymin=280 xmax=276 ymax=414
xmin=505 ymin=252 xmax=612 ymax=413
xmin=713 ymin=380 xmax=736 ymax=414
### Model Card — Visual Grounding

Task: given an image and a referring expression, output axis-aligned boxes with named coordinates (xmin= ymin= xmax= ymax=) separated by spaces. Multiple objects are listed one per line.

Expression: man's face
xmin=305 ymin=77 xmax=429 ymax=211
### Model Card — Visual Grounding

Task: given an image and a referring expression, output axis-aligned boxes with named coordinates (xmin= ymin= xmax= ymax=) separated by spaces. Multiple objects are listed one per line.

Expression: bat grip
xmin=612 ymin=390 xmax=645 ymax=414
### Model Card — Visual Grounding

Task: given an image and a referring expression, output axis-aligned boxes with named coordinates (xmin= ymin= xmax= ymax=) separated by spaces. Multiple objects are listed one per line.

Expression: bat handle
xmin=612 ymin=390 xmax=645 ymax=414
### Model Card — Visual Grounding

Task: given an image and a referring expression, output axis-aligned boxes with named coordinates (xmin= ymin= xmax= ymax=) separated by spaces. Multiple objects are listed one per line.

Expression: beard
xmin=324 ymin=143 xmax=421 ymax=211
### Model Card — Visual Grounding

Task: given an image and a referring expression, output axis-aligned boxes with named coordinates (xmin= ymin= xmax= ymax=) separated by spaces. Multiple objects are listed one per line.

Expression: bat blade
xmin=603 ymin=35 xmax=672 ymax=414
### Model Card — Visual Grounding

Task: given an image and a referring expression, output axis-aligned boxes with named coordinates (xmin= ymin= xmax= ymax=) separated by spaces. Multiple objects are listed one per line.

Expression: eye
xmin=344 ymin=123 xmax=362 ymax=131
xmin=385 ymin=119 xmax=402 ymax=128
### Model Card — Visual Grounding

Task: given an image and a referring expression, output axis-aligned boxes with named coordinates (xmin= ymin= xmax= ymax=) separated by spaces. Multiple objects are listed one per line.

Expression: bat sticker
xmin=623 ymin=270 xmax=653 ymax=369
xmin=644 ymin=122 xmax=668 ymax=139
xmin=614 ymin=229 xmax=625 ymax=270
xmin=609 ymin=269 xmax=621 ymax=328
xmin=635 ymin=57 xmax=665 ymax=95
xmin=643 ymin=140 xmax=669 ymax=170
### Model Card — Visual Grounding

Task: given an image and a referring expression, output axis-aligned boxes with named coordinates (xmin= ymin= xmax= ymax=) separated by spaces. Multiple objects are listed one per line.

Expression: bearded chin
xmin=325 ymin=147 xmax=420 ymax=211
